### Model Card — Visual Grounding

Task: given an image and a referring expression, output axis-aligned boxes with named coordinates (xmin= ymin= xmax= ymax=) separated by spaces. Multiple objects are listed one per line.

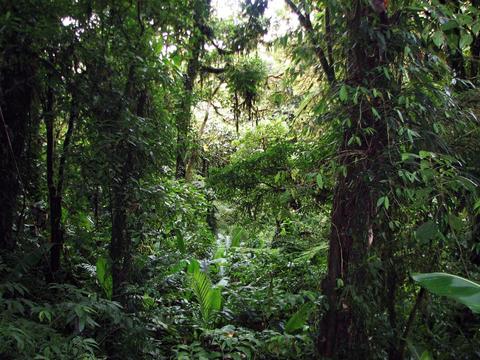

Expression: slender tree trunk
xmin=110 ymin=162 xmax=131 ymax=295
xmin=176 ymin=0 xmax=210 ymax=178
xmin=44 ymin=84 xmax=61 ymax=279
xmin=439 ymin=0 xmax=466 ymax=80
xmin=176 ymin=39 xmax=202 ymax=179
xmin=185 ymin=109 xmax=209 ymax=181
xmin=110 ymin=66 xmax=135 ymax=297
xmin=43 ymin=70 xmax=77 ymax=280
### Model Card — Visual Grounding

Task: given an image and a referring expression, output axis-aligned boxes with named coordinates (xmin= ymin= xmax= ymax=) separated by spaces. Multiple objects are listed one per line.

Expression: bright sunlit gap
xmin=212 ymin=0 xmax=298 ymax=42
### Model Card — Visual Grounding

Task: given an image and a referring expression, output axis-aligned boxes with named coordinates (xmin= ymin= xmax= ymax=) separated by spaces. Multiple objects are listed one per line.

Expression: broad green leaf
xmin=371 ymin=107 xmax=380 ymax=119
xmin=441 ymin=20 xmax=458 ymax=31
xmin=412 ymin=272 xmax=480 ymax=313
xmin=231 ymin=226 xmax=247 ymax=248
xmin=208 ymin=287 xmax=222 ymax=312
xmin=376 ymin=196 xmax=389 ymax=210
xmin=473 ymin=22 xmax=480 ymax=36
xmin=474 ymin=199 xmax=480 ymax=214
xmin=418 ymin=150 xmax=430 ymax=159
xmin=189 ymin=263 xmax=222 ymax=328
xmin=214 ymin=246 xmax=225 ymax=259
xmin=448 ymin=214 xmax=463 ymax=232
xmin=96 ymin=257 xmax=107 ymax=284
xmin=285 ymin=303 xmax=314 ymax=334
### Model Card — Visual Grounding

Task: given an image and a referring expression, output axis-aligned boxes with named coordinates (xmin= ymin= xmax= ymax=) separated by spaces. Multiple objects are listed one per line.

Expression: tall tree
xmin=285 ymin=0 xmax=475 ymax=357
xmin=176 ymin=0 xmax=211 ymax=179
xmin=318 ymin=2 xmax=391 ymax=356
xmin=0 ymin=2 xmax=38 ymax=249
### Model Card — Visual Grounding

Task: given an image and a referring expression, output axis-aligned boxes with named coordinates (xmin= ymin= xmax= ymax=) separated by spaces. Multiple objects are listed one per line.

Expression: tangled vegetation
xmin=1 ymin=0 xmax=479 ymax=359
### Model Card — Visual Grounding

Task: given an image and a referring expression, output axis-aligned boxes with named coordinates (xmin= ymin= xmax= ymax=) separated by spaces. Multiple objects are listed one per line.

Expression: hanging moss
xmin=226 ymin=56 xmax=267 ymax=130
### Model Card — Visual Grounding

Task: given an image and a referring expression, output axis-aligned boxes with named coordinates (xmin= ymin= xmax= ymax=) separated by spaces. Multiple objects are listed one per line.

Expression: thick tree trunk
xmin=0 ymin=32 xmax=35 ymax=250
xmin=318 ymin=143 xmax=375 ymax=358
xmin=318 ymin=2 xmax=388 ymax=357
xmin=110 ymin=87 xmax=146 ymax=297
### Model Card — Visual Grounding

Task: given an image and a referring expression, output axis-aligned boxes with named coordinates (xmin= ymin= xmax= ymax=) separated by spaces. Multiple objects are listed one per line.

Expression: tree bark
xmin=176 ymin=0 xmax=210 ymax=179
xmin=0 ymin=19 xmax=36 ymax=250
xmin=44 ymin=78 xmax=77 ymax=280
xmin=318 ymin=1 xmax=389 ymax=357
xmin=110 ymin=159 xmax=131 ymax=295
xmin=110 ymin=81 xmax=147 ymax=297
xmin=285 ymin=0 xmax=335 ymax=84
xmin=185 ymin=109 xmax=209 ymax=181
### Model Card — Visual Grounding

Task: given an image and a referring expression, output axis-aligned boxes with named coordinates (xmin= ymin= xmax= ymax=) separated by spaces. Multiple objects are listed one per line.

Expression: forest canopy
xmin=1 ymin=0 xmax=479 ymax=359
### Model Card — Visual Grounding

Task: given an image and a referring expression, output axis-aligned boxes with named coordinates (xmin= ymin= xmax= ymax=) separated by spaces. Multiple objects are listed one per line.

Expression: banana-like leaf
xmin=285 ymin=302 xmax=314 ymax=334
xmin=412 ymin=272 xmax=480 ymax=313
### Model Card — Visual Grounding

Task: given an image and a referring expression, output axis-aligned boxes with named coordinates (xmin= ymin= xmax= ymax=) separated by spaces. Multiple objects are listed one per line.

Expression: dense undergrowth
xmin=1 ymin=0 xmax=480 ymax=359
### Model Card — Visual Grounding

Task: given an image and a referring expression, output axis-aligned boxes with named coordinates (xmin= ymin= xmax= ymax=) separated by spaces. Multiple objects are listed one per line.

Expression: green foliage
xmin=227 ymin=56 xmax=268 ymax=124
xmin=188 ymin=260 xmax=223 ymax=328
xmin=412 ymin=272 xmax=480 ymax=313
xmin=96 ymin=257 xmax=113 ymax=300
xmin=2 ymin=0 xmax=480 ymax=359
xmin=0 ymin=262 xmax=128 ymax=359
xmin=284 ymin=302 xmax=314 ymax=334
xmin=227 ymin=56 xmax=267 ymax=103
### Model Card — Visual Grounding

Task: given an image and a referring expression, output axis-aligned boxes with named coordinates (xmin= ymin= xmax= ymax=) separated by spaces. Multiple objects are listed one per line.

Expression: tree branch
xmin=201 ymin=65 xmax=227 ymax=74
xmin=284 ymin=0 xmax=335 ymax=84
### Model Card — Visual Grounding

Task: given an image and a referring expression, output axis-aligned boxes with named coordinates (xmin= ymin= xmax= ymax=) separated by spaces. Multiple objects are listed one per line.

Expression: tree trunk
xmin=44 ymin=80 xmax=77 ymax=280
xmin=110 ymin=166 xmax=131 ymax=295
xmin=110 ymin=86 xmax=146 ymax=297
xmin=439 ymin=0 xmax=466 ymax=80
xmin=0 ymin=25 xmax=35 ymax=250
xmin=318 ymin=2 xmax=389 ymax=357
xmin=44 ymin=84 xmax=62 ymax=279
xmin=176 ymin=0 xmax=210 ymax=179
xmin=185 ymin=109 xmax=209 ymax=181
xmin=176 ymin=38 xmax=202 ymax=179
